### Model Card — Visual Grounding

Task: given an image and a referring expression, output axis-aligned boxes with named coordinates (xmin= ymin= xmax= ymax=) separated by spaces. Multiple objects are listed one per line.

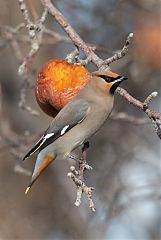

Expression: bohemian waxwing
xmin=23 ymin=71 xmax=128 ymax=193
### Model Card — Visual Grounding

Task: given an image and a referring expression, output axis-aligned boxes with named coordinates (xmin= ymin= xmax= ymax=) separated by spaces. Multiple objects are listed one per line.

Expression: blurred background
xmin=0 ymin=0 xmax=161 ymax=239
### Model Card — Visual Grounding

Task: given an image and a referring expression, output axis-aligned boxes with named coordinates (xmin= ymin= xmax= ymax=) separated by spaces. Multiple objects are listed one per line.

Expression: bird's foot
xmin=82 ymin=162 xmax=93 ymax=170
xmin=80 ymin=160 xmax=93 ymax=170
xmin=67 ymin=154 xmax=92 ymax=170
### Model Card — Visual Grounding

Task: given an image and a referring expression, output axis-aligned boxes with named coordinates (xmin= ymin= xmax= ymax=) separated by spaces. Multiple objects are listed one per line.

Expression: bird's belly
xmin=52 ymin=130 xmax=84 ymax=157
xmin=51 ymin=103 xmax=112 ymax=157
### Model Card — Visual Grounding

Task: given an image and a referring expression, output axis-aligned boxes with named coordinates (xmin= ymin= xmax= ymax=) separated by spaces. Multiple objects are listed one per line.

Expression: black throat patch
xmin=110 ymin=82 xmax=120 ymax=95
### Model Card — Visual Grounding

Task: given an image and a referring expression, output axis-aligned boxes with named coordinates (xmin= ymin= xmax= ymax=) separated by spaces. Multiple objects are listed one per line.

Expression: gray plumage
xmin=24 ymin=72 xmax=127 ymax=189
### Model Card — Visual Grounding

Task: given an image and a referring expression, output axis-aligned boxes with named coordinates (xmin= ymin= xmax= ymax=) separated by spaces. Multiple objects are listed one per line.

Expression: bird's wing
xmin=23 ymin=99 xmax=90 ymax=160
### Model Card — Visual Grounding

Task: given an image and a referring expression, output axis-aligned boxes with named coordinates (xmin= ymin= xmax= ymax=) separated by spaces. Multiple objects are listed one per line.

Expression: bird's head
xmin=92 ymin=71 xmax=128 ymax=95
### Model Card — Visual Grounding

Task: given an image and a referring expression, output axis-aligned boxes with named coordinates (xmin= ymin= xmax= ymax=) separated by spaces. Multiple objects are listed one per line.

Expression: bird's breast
xmin=51 ymin=96 xmax=113 ymax=156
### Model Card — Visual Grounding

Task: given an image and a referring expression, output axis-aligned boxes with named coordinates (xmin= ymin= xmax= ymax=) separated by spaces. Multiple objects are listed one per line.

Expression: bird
xmin=23 ymin=71 xmax=128 ymax=194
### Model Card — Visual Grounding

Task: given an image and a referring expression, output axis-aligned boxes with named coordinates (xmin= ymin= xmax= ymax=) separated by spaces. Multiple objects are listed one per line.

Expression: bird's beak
xmin=119 ymin=76 xmax=128 ymax=82
xmin=114 ymin=76 xmax=128 ymax=84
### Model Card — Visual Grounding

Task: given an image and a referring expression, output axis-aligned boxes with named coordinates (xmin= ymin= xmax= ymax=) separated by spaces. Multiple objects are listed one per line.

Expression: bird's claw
xmin=84 ymin=164 xmax=93 ymax=170
xmin=80 ymin=161 xmax=93 ymax=170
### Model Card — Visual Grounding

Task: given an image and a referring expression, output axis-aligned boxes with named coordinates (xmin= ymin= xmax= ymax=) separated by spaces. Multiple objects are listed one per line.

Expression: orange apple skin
xmin=35 ymin=60 xmax=91 ymax=117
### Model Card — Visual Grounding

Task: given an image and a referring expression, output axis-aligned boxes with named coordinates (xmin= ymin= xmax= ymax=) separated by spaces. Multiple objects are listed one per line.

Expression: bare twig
xmin=19 ymin=86 xmax=39 ymax=116
xmin=41 ymin=0 xmax=134 ymax=71
xmin=18 ymin=0 xmax=48 ymax=76
xmin=117 ymin=88 xmax=161 ymax=139
xmin=18 ymin=0 xmax=32 ymax=26
xmin=104 ymin=33 xmax=134 ymax=65
xmin=117 ymin=88 xmax=161 ymax=121
xmin=75 ymin=55 xmax=93 ymax=66
xmin=66 ymin=47 xmax=79 ymax=63
xmin=17 ymin=0 xmax=49 ymax=115
xmin=67 ymin=166 xmax=96 ymax=212
xmin=143 ymin=91 xmax=158 ymax=111
xmin=14 ymin=164 xmax=31 ymax=177
xmin=41 ymin=0 xmax=106 ymax=69
xmin=110 ymin=112 xmax=150 ymax=125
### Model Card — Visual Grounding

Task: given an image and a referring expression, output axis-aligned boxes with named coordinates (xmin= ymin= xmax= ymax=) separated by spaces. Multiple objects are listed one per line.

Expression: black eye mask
xmin=98 ymin=75 xmax=121 ymax=83
xmin=99 ymin=74 xmax=128 ymax=94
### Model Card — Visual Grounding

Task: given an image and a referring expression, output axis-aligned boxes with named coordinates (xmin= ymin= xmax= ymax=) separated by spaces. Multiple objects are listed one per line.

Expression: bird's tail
xmin=25 ymin=153 xmax=56 ymax=194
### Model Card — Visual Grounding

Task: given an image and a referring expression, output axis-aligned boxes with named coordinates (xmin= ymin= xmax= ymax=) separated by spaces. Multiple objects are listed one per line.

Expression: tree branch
xmin=41 ymin=0 xmax=106 ymax=69
xmin=41 ymin=0 xmax=161 ymax=140
xmin=117 ymin=88 xmax=161 ymax=138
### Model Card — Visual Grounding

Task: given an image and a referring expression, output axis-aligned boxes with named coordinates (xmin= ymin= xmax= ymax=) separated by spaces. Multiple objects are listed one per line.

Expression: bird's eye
xmin=99 ymin=75 xmax=114 ymax=83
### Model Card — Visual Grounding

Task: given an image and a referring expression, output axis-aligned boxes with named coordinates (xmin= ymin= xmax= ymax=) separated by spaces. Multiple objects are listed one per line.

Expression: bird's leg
xmin=68 ymin=143 xmax=92 ymax=170
xmin=68 ymin=154 xmax=92 ymax=169
xmin=81 ymin=141 xmax=89 ymax=162
xmin=81 ymin=141 xmax=91 ymax=168
xmin=68 ymin=154 xmax=82 ymax=162
xmin=79 ymin=141 xmax=90 ymax=180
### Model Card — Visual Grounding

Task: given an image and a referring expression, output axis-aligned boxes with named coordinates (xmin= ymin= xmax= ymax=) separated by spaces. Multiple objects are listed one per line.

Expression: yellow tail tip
xmin=25 ymin=186 xmax=31 ymax=195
